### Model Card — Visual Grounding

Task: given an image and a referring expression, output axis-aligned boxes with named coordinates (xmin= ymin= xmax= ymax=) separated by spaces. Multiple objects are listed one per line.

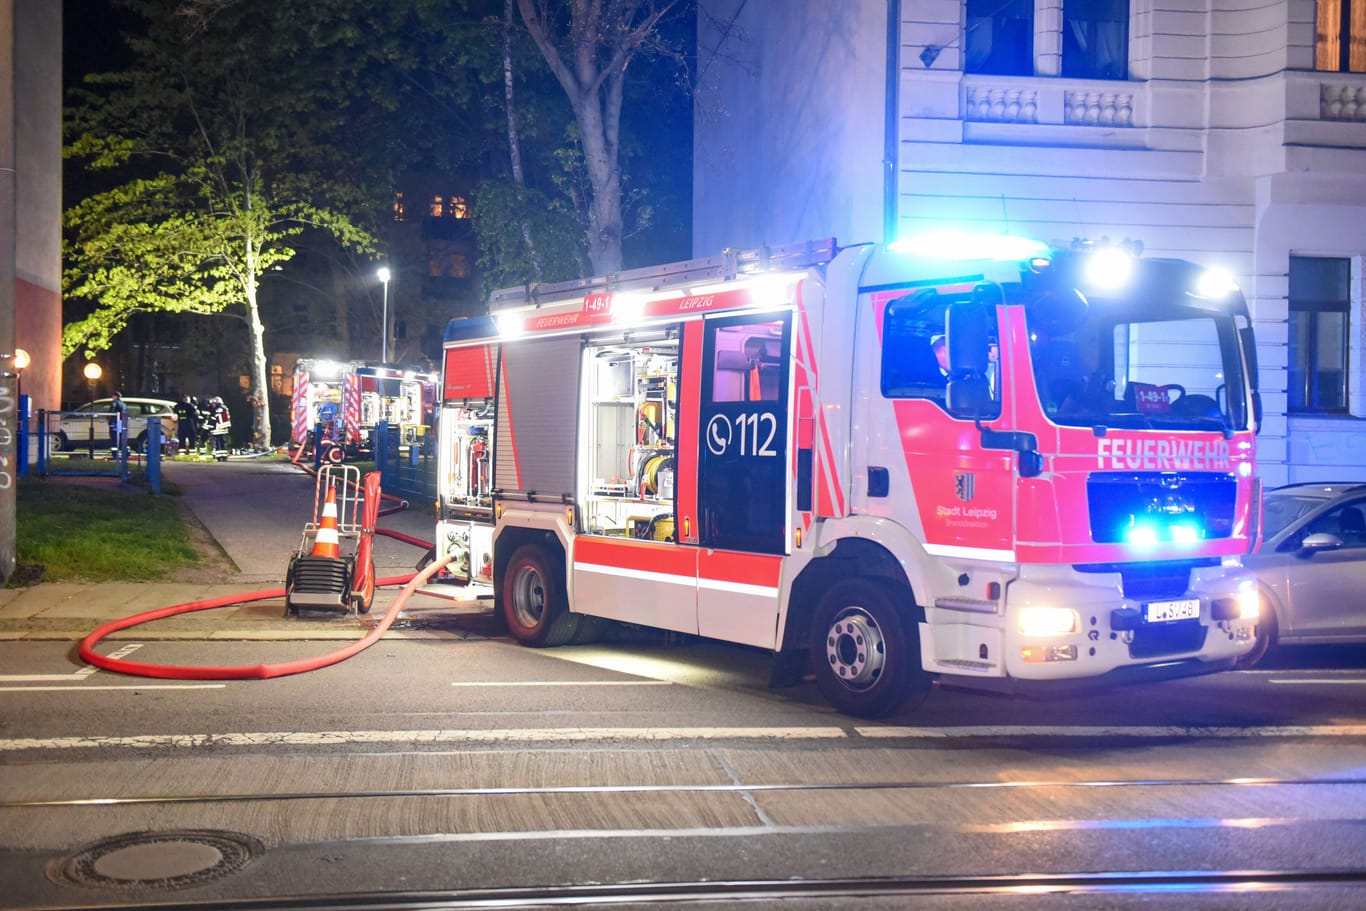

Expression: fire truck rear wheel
xmin=810 ymin=579 xmax=929 ymax=718
xmin=502 ymin=543 xmax=580 ymax=647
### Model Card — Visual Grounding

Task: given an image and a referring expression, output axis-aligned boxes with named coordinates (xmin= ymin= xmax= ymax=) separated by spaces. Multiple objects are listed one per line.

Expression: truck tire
xmin=501 ymin=543 xmax=579 ymax=647
xmin=809 ymin=578 xmax=931 ymax=718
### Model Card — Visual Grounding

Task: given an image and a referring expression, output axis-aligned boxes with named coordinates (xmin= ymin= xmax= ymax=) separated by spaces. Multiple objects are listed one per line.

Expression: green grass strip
xmin=16 ymin=481 xmax=201 ymax=583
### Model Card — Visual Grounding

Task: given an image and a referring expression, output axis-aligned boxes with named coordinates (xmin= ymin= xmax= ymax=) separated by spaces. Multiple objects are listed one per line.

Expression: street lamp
xmin=10 ymin=348 xmax=27 ymax=402
xmin=83 ymin=362 xmax=102 ymax=459
xmin=377 ymin=266 xmax=392 ymax=364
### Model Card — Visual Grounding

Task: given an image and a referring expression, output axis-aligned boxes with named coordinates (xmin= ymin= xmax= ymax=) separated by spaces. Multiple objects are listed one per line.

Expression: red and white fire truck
xmin=434 ymin=234 xmax=1264 ymax=717
xmin=291 ymin=359 xmax=437 ymax=460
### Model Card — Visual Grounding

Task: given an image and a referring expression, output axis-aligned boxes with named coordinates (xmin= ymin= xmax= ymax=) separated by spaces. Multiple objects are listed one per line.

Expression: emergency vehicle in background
xmin=434 ymin=234 xmax=1264 ymax=717
xmin=290 ymin=359 xmax=437 ymax=461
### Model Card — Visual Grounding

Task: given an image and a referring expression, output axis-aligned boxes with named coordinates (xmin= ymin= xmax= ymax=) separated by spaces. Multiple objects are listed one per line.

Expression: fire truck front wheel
xmin=502 ymin=543 xmax=580 ymax=647
xmin=810 ymin=579 xmax=930 ymax=718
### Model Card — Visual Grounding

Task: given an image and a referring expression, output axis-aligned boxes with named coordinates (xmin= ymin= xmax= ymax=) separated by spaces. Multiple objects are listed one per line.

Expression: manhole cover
xmin=51 ymin=830 xmax=262 ymax=891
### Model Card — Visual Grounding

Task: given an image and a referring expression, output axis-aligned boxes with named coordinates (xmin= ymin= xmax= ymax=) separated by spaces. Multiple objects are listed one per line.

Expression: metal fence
xmin=374 ymin=421 xmax=436 ymax=504
xmin=29 ymin=409 xmax=166 ymax=492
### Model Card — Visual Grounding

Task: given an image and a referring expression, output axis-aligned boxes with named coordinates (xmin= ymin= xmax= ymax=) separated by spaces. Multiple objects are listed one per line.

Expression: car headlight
xmin=1018 ymin=606 xmax=1079 ymax=637
xmin=1238 ymin=583 xmax=1260 ymax=620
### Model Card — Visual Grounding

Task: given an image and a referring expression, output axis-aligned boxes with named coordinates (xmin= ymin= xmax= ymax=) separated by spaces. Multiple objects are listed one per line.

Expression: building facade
xmin=695 ymin=0 xmax=1366 ymax=487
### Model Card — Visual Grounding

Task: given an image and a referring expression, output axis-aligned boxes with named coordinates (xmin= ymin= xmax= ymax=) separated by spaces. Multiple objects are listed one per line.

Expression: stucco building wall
xmin=694 ymin=0 xmax=1366 ymax=486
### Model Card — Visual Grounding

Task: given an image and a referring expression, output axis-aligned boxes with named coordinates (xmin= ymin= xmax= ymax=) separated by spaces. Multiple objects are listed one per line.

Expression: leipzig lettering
xmin=1096 ymin=437 xmax=1233 ymax=470
xmin=676 ymin=295 xmax=716 ymax=311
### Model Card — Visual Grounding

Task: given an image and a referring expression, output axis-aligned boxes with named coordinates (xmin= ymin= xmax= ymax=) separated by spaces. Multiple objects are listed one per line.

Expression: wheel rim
xmin=510 ymin=564 xmax=547 ymax=629
xmin=824 ymin=606 xmax=886 ymax=692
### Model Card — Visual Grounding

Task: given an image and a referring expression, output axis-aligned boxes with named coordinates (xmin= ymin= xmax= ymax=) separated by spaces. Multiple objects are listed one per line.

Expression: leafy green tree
xmin=64 ymin=0 xmax=378 ymax=448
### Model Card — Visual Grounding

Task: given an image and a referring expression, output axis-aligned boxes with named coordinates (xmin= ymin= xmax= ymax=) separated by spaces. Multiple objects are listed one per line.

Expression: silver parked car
xmin=53 ymin=397 xmax=179 ymax=454
xmin=1240 ymin=482 xmax=1366 ymax=666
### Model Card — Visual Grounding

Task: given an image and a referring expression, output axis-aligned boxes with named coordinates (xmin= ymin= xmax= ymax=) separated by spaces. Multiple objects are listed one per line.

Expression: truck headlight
xmin=1018 ymin=606 xmax=1079 ymax=637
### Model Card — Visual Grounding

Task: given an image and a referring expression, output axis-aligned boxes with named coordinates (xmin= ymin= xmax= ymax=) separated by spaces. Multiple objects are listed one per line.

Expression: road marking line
xmin=450 ymin=680 xmax=672 ymax=687
xmin=7 ymin=721 xmax=1366 ymax=753
xmin=0 ymin=727 xmax=850 ymax=751
xmin=1268 ymin=678 xmax=1366 ymax=685
xmin=0 ymin=644 xmax=144 ymax=683
xmin=0 ymin=684 xmax=227 ymax=693
xmin=857 ymin=724 xmax=1366 ymax=738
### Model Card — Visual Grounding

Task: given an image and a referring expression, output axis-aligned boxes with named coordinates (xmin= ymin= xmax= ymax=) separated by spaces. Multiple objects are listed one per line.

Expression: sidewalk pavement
xmin=0 ymin=458 xmax=499 ymax=642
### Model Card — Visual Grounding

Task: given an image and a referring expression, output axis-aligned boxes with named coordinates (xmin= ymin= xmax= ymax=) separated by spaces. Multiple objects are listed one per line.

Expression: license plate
xmin=1144 ymin=598 xmax=1200 ymax=623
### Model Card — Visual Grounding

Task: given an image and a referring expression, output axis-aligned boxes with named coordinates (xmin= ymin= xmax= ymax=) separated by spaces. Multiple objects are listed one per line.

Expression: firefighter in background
xmin=207 ymin=396 xmax=232 ymax=460
xmin=174 ymin=394 xmax=198 ymax=453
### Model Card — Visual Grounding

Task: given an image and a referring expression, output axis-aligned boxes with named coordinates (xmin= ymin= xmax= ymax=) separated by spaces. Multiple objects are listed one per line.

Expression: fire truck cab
xmin=435 ymin=234 xmax=1263 ymax=717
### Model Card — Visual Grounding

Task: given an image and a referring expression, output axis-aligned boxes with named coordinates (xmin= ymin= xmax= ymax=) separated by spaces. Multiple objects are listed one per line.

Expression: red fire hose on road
xmin=77 ymin=463 xmax=445 ymax=680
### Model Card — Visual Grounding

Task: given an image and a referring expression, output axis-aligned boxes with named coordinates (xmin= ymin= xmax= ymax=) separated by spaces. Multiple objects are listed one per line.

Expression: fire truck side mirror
xmin=979 ymin=427 xmax=1043 ymax=478
xmin=947 ymin=292 xmax=996 ymax=375
xmin=947 ymin=377 xmax=991 ymax=416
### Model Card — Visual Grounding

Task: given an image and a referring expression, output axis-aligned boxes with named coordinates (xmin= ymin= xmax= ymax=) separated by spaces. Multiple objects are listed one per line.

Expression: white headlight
xmin=1018 ymin=606 xmax=1079 ymax=637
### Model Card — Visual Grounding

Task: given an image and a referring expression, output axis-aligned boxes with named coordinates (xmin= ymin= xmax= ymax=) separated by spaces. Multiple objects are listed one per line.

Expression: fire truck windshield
xmin=1026 ymin=291 xmax=1251 ymax=434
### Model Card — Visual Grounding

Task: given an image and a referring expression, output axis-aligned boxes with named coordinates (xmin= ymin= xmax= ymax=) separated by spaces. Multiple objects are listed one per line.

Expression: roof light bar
xmin=889 ymin=231 xmax=1050 ymax=262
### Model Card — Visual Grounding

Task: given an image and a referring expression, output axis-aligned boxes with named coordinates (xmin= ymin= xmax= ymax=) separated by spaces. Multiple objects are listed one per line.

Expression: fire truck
xmin=290 ymin=359 xmax=437 ymax=460
xmin=434 ymin=234 xmax=1264 ymax=717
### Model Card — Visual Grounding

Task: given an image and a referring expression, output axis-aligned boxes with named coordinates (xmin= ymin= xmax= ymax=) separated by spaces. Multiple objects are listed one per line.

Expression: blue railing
xmin=374 ymin=421 xmax=436 ymax=503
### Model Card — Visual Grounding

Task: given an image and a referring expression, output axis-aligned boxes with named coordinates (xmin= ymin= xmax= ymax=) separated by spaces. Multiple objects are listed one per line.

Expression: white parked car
xmin=52 ymin=397 xmax=179 ymax=454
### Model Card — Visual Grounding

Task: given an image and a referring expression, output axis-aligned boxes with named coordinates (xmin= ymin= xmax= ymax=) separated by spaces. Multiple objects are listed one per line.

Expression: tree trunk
xmin=504 ymin=0 xmax=540 ymax=277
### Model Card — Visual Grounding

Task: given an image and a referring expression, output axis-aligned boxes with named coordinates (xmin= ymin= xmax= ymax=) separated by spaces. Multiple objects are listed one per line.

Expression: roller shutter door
xmin=494 ymin=335 xmax=581 ymax=496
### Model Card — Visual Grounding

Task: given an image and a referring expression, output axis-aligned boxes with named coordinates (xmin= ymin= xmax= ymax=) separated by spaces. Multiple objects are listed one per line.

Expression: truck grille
xmin=1129 ymin=619 xmax=1208 ymax=659
xmin=1087 ymin=472 xmax=1237 ymax=543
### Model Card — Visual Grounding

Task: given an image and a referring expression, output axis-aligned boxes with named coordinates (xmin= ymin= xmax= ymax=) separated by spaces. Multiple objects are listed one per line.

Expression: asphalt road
xmin=2 ymin=458 xmax=1364 ymax=908
xmin=1 ymin=628 xmax=1364 ymax=909
xmin=159 ymin=457 xmax=437 ymax=584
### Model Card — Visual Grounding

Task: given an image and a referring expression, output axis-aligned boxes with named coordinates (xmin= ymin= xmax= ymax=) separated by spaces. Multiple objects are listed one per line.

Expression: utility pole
xmin=0 ymin=0 xmax=18 ymax=585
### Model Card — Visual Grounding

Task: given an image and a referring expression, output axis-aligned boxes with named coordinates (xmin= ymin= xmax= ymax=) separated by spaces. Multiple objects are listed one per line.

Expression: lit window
xmin=450 ymin=196 xmax=469 ymax=219
xmin=1288 ymin=256 xmax=1352 ymax=414
xmin=392 ymin=192 xmax=406 ymax=222
xmin=1317 ymin=0 xmax=1366 ymax=72
xmin=430 ymin=196 xmax=444 ymax=218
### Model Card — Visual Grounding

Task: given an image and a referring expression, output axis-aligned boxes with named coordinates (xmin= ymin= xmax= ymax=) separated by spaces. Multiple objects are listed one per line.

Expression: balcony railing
xmin=964 ymin=76 xmax=1137 ymax=128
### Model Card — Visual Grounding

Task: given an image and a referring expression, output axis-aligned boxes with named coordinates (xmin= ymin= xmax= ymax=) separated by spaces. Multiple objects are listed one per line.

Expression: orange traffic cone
xmin=311 ymin=485 xmax=341 ymax=558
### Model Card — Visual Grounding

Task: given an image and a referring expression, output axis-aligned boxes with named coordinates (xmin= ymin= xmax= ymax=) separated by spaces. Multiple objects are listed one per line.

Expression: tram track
xmin=8 ymin=757 xmax=1366 ymax=909
xmin=21 ymin=867 xmax=1366 ymax=910
xmin=5 ymin=772 xmax=1366 ymax=810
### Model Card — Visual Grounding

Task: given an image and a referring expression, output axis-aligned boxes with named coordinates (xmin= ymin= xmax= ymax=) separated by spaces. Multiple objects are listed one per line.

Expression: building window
xmin=966 ymin=0 xmax=1129 ymax=80
xmin=450 ymin=196 xmax=469 ymax=219
xmin=430 ymin=195 xmax=445 ymax=218
xmin=1288 ymin=256 xmax=1351 ymax=414
xmin=1317 ymin=0 xmax=1366 ymax=72
xmin=392 ymin=192 xmax=406 ymax=222
xmin=965 ymin=0 xmax=1033 ymax=75
xmin=1062 ymin=0 xmax=1128 ymax=79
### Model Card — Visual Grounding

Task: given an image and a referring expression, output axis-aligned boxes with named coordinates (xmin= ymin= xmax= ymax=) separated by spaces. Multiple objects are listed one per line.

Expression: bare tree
xmin=516 ymin=0 xmax=682 ymax=275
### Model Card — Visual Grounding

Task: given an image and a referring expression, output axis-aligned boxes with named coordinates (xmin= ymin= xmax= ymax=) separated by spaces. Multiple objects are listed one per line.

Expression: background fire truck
xmin=290 ymin=359 xmax=436 ymax=462
xmin=434 ymin=234 xmax=1264 ymax=717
